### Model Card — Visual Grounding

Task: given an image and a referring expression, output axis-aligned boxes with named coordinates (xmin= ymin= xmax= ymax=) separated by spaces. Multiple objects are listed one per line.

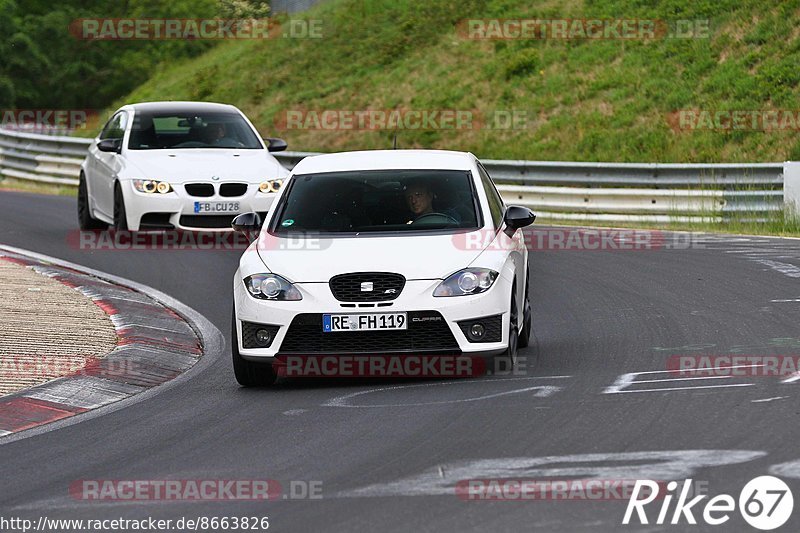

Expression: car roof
xmin=291 ymin=150 xmax=477 ymax=174
xmin=123 ymin=101 xmax=241 ymax=114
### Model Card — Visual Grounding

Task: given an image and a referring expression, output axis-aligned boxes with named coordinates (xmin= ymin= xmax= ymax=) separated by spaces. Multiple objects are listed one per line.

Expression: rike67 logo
xmin=623 ymin=476 xmax=793 ymax=530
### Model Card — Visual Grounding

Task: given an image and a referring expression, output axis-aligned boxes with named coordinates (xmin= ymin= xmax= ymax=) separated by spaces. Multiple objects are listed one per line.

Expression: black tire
xmin=518 ymin=298 xmax=532 ymax=348
xmin=493 ymin=284 xmax=519 ymax=374
xmin=518 ymin=270 xmax=532 ymax=348
xmin=77 ymin=174 xmax=108 ymax=230
xmin=231 ymin=310 xmax=277 ymax=387
xmin=113 ymin=184 xmax=129 ymax=232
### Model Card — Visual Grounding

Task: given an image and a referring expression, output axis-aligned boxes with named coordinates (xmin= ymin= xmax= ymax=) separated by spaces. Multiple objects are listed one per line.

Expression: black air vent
xmin=329 ymin=272 xmax=405 ymax=302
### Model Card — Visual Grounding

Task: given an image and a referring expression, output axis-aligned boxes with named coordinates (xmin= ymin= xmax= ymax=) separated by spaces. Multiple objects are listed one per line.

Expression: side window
xmin=99 ymin=112 xmax=126 ymax=140
xmin=477 ymin=163 xmax=505 ymax=229
xmin=116 ymin=113 xmax=128 ymax=139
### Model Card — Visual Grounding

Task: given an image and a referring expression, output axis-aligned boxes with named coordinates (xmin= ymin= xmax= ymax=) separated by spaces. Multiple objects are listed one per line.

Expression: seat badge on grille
xmin=360 ymin=282 xmax=374 ymax=292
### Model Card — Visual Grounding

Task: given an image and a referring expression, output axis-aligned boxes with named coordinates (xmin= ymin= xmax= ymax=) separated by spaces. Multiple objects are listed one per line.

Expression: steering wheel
xmin=214 ymin=138 xmax=245 ymax=148
xmin=171 ymin=141 xmax=207 ymax=148
xmin=412 ymin=212 xmax=459 ymax=225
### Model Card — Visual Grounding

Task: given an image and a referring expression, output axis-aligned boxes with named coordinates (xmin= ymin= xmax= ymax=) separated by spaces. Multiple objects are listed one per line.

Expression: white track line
xmin=323 ymin=376 xmax=570 ymax=408
xmin=633 ymin=375 xmax=732 ymax=384
xmin=752 ymin=396 xmax=788 ymax=403
xmin=609 ymin=384 xmax=754 ymax=394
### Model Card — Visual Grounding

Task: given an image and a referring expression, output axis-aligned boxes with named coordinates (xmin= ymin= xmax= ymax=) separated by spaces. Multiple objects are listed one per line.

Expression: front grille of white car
xmin=329 ymin=272 xmax=405 ymax=302
xmin=184 ymin=183 xmax=215 ymax=197
xmin=219 ymin=183 xmax=248 ymax=197
xmin=278 ymin=311 xmax=459 ymax=354
xmin=179 ymin=215 xmax=238 ymax=229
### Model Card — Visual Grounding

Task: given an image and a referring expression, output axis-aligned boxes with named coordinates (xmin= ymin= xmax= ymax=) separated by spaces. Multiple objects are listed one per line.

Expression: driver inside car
xmin=404 ymin=182 xmax=435 ymax=222
xmin=202 ymin=122 xmax=227 ymax=144
xmin=404 ymin=181 xmax=462 ymax=225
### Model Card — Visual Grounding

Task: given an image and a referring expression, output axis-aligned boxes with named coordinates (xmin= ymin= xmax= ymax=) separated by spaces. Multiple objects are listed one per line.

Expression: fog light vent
xmin=241 ymin=322 xmax=280 ymax=349
xmin=458 ymin=315 xmax=503 ymax=343
xmin=469 ymin=323 xmax=485 ymax=341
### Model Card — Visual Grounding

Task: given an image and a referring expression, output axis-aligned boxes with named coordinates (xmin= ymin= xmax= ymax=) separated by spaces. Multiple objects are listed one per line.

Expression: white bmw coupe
xmin=78 ymin=101 xmax=289 ymax=231
xmin=230 ymin=150 xmax=536 ymax=386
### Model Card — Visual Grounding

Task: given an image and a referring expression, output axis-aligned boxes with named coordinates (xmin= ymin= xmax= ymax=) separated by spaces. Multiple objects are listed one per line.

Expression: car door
xmin=90 ymin=111 xmax=127 ymax=218
xmin=86 ymin=118 xmax=113 ymax=216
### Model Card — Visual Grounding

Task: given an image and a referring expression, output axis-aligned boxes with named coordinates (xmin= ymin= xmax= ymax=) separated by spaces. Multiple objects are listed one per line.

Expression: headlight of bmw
xmin=258 ymin=179 xmax=284 ymax=194
xmin=132 ymin=179 xmax=172 ymax=194
xmin=433 ymin=268 xmax=498 ymax=297
xmin=244 ymin=274 xmax=302 ymax=301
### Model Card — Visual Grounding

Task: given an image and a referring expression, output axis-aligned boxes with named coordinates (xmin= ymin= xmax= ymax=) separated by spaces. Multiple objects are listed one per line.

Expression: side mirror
xmin=503 ymin=205 xmax=536 ymax=237
xmin=264 ymin=137 xmax=288 ymax=152
xmin=97 ymin=139 xmax=121 ymax=153
xmin=232 ymin=212 xmax=263 ymax=233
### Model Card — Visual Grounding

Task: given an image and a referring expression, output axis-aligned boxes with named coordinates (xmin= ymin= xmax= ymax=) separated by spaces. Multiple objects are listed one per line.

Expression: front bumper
xmin=233 ymin=276 xmax=511 ymax=360
xmin=121 ymin=180 xmax=277 ymax=231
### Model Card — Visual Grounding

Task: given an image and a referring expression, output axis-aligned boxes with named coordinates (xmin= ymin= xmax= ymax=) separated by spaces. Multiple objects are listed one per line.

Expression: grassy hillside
xmin=104 ymin=0 xmax=800 ymax=163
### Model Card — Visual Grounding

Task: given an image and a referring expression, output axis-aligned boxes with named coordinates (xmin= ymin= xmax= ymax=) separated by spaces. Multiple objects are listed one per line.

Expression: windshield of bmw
xmin=128 ymin=111 xmax=262 ymax=150
xmin=270 ymin=170 xmax=481 ymax=234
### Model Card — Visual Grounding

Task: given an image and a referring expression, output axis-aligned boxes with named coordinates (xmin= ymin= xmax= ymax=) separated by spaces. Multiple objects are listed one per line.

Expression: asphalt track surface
xmin=1 ymin=189 xmax=800 ymax=532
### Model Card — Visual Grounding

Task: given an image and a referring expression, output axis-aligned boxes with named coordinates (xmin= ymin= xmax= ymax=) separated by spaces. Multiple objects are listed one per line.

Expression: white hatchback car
xmin=78 ymin=101 xmax=289 ymax=231
xmin=230 ymin=150 xmax=535 ymax=386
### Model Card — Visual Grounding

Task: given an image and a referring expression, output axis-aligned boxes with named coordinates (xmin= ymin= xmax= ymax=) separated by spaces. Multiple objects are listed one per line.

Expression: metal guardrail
xmin=0 ymin=128 xmax=789 ymax=222
xmin=276 ymin=151 xmax=787 ymax=222
xmin=271 ymin=0 xmax=327 ymax=14
xmin=0 ymin=128 xmax=92 ymax=186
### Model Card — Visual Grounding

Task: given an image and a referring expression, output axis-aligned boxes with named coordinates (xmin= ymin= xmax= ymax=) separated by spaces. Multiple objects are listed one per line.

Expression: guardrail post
xmin=785 ymin=162 xmax=800 ymax=213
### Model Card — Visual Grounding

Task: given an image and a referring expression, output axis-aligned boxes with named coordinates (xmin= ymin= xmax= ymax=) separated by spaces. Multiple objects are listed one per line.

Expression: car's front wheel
xmin=493 ymin=284 xmax=519 ymax=374
xmin=77 ymin=174 xmax=108 ymax=230
xmin=231 ymin=310 xmax=277 ymax=387
xmin=518 ymin=270 xmax=532 ymax=348
xmin=113 ymin=183 xmax=129 ymax=232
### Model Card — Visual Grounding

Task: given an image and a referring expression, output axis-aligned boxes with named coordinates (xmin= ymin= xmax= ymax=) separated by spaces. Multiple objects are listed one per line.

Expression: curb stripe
xmin=0 ymin=249 xmax=204 ymax=437
xmin=0 ymin=397 xmax=86 ymax=433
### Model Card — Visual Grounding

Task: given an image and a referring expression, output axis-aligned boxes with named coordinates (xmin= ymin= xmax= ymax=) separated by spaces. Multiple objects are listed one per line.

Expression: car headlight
xmin=259 ymin=179 xmax=284 ymax=194
xmin=433 ymin=268 xmax=498 ymax=297
xmin=132 ymin=179 xmax=172 ymax=194
xmin=244 ymin=274 xmax=302 ymax=301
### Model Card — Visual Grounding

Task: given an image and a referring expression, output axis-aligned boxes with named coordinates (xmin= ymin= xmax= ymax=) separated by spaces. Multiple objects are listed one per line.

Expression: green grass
xmin=0 ymin=177 xmax=77 ymax=196
xmin=539 ymin=210 xmax=800 ymax=238
xmin=67 ymin=0 xmax=800 ymax=236
xmin=91 ymin=0 xmax=800 ymax=163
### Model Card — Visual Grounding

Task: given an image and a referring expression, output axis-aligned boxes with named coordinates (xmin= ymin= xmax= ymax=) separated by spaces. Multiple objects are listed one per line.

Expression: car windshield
xmin=270 ymin=169 xmax=480 ymax=234
xmin=128 ymin=110 xmax=262 ymax=150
